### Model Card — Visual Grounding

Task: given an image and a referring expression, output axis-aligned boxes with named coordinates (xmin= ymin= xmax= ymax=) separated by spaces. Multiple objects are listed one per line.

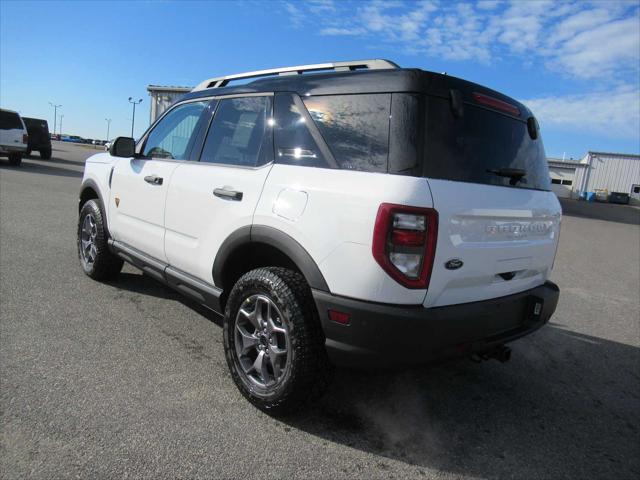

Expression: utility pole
xmin=59 ymin=115 xmax=64 ymax=136
xmin=128 ymin=97 xmax=143 ymax=138
xmin=105 ymin=118 xmax=112 ymax=141
xmin=49 ymin=102 xmax=62 ymax=137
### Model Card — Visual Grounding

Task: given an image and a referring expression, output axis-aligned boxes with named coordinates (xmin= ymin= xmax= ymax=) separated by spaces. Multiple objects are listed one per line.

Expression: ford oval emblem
xmin=445 ymin=259 xmax=464 ymax=270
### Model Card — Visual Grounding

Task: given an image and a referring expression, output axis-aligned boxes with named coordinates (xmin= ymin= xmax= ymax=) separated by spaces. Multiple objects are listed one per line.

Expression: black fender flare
xmin=212 ymin=225 xmax=330 ymax=292
xmin=79 ymin=178 xmax=111 ymax=236
xmin=79 ymin=178 xmax=106 ymax=211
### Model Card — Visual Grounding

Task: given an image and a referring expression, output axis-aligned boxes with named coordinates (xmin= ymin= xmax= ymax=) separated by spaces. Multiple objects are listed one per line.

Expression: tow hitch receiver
xmin=471 ymin=345 xmax=512 ymax=363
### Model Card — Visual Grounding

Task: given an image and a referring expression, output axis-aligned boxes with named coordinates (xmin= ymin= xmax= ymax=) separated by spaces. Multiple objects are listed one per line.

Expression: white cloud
xmin=320 ymin=27 xmax=366 ymax=36
xmin=284 ymin=2 xmax=305 ymax=28
xmin=547 ymin=16 xmax=640 ymax=79
xmin=280 ymin=0 xmax=640 ymax=84
xmin=477 ymin=0 xmax=501 ymax=10
xmin=522 ymin=86 xmax=640 ymax=139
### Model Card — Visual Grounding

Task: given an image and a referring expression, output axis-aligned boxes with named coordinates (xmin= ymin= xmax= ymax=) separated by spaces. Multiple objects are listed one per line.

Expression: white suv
xmin=0 ymin=108 xmax=28 ymax=166
xmin=78 ymin=60 xmax=561 ymax=414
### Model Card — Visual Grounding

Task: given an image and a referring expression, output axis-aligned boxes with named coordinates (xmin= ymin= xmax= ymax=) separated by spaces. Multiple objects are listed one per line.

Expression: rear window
xmin=0 ymin=111 xmax=23 ymax=130
xmin=425 ymin=96 xmax=551 ymax=191
xmin=303 ymin=94 xmax=390 ymax=172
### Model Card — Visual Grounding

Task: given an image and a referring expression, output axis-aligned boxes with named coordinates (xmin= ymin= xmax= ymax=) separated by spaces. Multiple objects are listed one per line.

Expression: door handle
xmin=213 ymin=187 xmax=243 ymax=201
xmin=144 ymin=175 xmax=163 ymax=185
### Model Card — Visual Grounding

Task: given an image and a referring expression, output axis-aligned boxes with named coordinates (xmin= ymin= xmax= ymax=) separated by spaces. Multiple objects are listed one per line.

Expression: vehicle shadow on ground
xmin=280 ymin=325 xmax=639 ymax=478
xmin=0 ymin=160 xmax=83 ymax=178
xmin=103 ymin=270 xmax=639 ymax=478
xmin=106 ymin=272 xmax=223 ymax=328
xmin=26 ymin=154 xmax=87 ymax=167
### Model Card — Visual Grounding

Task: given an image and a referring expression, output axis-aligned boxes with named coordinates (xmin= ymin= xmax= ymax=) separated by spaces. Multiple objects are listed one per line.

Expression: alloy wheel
xmin=80 ymin=213 xmax=98 ymax=267
xmin=234 ymin=294 xmax=291 ymax=389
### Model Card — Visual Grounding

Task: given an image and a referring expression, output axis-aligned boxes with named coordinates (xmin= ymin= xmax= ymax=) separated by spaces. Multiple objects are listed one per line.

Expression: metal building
xmin=147 ymin=85 xmax=192 ymax=123
xmin=548 ymin=152 xmax=640 ymax=204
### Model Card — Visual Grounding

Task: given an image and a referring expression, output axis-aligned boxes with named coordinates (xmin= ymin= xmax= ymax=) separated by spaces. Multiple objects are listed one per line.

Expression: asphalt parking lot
xmin=1 ymin=142 xmax=639 ymax=479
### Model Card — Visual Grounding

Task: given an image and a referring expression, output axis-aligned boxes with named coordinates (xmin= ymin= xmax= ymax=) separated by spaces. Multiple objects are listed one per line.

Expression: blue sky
xmin=1 ymin=0 xmax=638 ymax=159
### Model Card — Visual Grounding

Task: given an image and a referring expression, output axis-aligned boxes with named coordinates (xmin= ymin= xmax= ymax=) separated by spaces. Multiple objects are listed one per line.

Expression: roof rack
xmin=192 ymin=59 xmax=399 ymax=92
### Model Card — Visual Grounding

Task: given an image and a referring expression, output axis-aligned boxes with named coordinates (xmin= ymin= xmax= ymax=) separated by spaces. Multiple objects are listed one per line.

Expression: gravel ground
xmin=1 ymin=142 xmax=639 ymax=479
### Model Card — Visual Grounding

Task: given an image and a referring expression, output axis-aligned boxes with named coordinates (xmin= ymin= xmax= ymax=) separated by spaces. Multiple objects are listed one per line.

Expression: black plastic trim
xmin=79 ymin=179 xmax=111 ymax=237
xmin=165 ymin=266 xmax=222 ymax=312
xmin=313 ymin=281 xmax=560 ymax=369
xmin=212 ymin=225 xmax=329 ymax=292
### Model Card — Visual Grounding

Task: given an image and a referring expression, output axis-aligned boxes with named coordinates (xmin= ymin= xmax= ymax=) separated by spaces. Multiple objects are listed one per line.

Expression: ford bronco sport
xmin=77 ymin=60 xmax=561 ymax=414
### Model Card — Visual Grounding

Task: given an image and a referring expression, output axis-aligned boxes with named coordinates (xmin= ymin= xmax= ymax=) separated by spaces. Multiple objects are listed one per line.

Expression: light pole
xmin=105 ymin=118 xmax=112 ymax=141
xmin=49 ymin=102 xmax=62 ymax=137
xmin=59 ymin=115 xmax=64 ymax=136
xmin=128 ymin=97 xmax=143 ymax=138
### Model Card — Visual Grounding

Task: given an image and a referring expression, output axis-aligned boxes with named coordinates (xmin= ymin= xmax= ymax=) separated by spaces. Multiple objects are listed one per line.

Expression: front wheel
xmin=77 ymin=199 xmax=123 ymax=280
xmin=223 ymin=267 xmax=331 ymax=415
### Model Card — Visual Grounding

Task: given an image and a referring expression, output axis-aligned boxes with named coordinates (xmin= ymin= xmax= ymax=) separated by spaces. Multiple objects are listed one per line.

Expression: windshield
xmin=425 ymin=96 xmax=551 ymax=191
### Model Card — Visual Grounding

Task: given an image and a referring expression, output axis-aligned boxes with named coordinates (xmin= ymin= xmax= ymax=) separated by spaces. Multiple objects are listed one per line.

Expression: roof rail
xmin=192 ymin=59 xmax=400 ymax=92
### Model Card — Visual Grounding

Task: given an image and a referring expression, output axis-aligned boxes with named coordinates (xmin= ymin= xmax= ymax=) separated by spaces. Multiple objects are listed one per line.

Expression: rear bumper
xmin=313 ymin=281 xmax=559 ymax=369
xmin=0 ymin=145 xmax=27 ymax=154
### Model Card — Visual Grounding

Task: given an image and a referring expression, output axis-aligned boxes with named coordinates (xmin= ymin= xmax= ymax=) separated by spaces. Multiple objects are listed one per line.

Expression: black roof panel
xmin=180 ymin=68 xmax=532 ymax=118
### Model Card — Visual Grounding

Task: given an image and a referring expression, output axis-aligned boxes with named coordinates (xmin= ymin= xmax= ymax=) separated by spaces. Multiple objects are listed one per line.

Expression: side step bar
xmin=108 ymin=239 xmax=223 ymax=314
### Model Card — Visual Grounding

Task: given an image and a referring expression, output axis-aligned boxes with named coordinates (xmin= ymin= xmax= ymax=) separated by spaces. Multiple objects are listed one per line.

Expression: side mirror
xmin=109 ymin=137 xmax=136 ymax=157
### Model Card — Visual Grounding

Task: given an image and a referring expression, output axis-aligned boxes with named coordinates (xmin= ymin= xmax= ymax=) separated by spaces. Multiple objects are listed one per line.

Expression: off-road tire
xmin=40 ymin=147 xmax=52 ymax=160
xmin=223 ymin=267 xmax=332 ymax=416
xmin=8 ymin=153 xmax=22 ymax=166
xmin=77 ymin=199 xmax=123 ymax=280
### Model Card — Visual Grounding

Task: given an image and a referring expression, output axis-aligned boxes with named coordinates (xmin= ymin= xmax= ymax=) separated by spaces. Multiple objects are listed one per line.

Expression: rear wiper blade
xmin=486 ymin=167 xmax=527 ymax=186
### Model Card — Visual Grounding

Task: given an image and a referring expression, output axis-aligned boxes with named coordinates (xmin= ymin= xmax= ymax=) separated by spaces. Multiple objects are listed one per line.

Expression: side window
xmin=200 ymin=96 xmax=273 ymax=167
xmin=303 ymin=94 xmax=390 ymax=172
xmin=142 ymin=101 xmax=209 ymax=160
xmin=274 ymin=93 xmax=330 ymax=168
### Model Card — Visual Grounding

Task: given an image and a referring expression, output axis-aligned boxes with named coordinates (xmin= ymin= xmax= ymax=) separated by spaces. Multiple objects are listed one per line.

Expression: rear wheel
xmin=39 ymin=147 xmax=52 ymax=159
xmin=8 ymin=153 xmax=22 ymax=166
xmin=223 ymin=267 xmax=331 ymax=415
xmin=77 ymin=199 xmax=123 ymax=280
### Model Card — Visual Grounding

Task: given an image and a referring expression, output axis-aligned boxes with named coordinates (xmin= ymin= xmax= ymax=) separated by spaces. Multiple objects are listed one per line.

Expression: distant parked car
xmin=50 ymin=133 xmax=60 ymax=141
xmin=0 ymin=108 xmax=28 ymax=166
xmin=22 ymin=117 xmax=52 ymax=159
xmin=104 ymin=139 xmax=114 ymax=150
xmin=62 ymin=135 xmax=82 ymax=143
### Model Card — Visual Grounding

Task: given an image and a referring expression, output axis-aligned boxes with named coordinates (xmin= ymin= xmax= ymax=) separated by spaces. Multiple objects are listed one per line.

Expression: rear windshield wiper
xmin=486 ymin=167 xmax=527 ymax=186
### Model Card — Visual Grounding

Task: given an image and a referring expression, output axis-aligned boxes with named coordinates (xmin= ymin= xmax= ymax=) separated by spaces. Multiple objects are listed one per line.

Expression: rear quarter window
xmin=0 ymin=111 xmax=23 ymax=130
xmin=303 ymin=94 xmax=390 ymax=173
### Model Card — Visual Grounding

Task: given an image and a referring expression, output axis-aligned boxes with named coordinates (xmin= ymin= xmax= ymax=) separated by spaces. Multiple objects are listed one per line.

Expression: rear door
xmin=108 ymin=99 xmax=210 ymax=262
xmin=164 ymin=94 xmax=274 ymax=285
xmin=422 ymin=94 xmax=561 ymax=308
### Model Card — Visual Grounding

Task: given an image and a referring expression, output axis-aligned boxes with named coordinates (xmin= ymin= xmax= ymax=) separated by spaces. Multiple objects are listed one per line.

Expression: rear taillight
xmin=372 ymin=203 xmax=438 ymax=289
xmin=22 ymin=134 xmax=28 ymax=144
